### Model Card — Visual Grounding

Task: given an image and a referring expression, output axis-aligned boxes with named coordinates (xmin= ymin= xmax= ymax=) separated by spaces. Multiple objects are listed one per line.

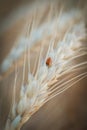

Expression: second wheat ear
xmin=4 ymin=7 xmax=87 ymax=130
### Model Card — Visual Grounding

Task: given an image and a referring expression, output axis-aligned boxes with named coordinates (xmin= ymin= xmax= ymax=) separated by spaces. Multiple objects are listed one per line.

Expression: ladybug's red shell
xmin=46 ymin=57 xmax=52 ymax=67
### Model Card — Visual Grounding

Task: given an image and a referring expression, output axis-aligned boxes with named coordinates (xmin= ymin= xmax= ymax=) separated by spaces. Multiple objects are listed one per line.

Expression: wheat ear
xmin=4 ymin=7 xmax=87 ymax=130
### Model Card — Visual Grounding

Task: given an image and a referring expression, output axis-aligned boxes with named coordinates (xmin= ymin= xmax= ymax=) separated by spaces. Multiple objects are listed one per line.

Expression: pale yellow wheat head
xmin=0 ymin=1 xmax=87 ymax=130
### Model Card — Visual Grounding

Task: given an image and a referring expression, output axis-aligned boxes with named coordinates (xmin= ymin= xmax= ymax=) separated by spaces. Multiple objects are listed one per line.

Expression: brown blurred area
xmin=0 ymin=0 xmax=87 ymax=130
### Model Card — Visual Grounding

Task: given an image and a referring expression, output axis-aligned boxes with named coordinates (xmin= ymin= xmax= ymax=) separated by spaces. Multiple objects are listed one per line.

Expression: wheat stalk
xmin=3 ymin=4 xmax=87 ymax=130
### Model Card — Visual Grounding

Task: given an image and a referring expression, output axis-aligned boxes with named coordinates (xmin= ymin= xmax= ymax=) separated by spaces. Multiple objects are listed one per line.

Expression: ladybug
xmin=46 ymin=57 xmax=52 ymax=67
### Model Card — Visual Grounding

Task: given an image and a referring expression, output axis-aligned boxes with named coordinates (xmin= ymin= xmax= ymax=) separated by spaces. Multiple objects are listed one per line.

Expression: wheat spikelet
xmin=0 ymin=1 xmax=86 ymax=130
